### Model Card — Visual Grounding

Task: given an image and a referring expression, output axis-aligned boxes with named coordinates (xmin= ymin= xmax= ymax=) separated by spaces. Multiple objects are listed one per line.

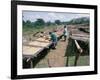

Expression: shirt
xmin=63 ymin=27 xmax=68 ymax=36
xmin=50 ymin=32 xmax=58 ymax=42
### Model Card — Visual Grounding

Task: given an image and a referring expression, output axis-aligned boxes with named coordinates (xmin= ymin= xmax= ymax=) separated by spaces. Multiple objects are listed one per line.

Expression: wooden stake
xmin=74 ymin=40 xmax=83 ymax=66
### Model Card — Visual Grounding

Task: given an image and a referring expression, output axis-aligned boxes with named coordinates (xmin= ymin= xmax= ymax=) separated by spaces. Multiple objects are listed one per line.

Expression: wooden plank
xmin=72 ymin=34 xmax=89 ymax=38
xmin=23 ymin=44 xmax=45 ymax=48
xmin=74 ymin=40 xmax=83 ymax=53
xmin=70 ymin=36 xmax=89 ymax=42
xmin=35 ymin=37 xmax=50 ymax=43
xmin=23 ymin=46 xmax=43 ymax=57
xmin=28 ymin=41 xmax=50 ymax=48
xmin=74 ymin=40 xmax=83 ymax=66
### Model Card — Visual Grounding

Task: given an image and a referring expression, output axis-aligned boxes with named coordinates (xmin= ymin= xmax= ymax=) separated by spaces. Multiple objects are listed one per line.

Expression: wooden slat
xmin=70 ymin=36 xmax=89 ymax=42
xmin=72 ymin=34 xmax=89 ymax=38
xmin=74 ymin=40 xmax=83 ymax=66
xmin=23 ymin=46 xmax=42 ymax=56
xmin=24 ymin=44 xmax=45 ymax=48
xmin=28 ymin=41 xmax=50 ymax=47
xmin=35 ymin=37 xmax=50 ymax=43
xmin=74 ymin=40 xmax=83 ymax=53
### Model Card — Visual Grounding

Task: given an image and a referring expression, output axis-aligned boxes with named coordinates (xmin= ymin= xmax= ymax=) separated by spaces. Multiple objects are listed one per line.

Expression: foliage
xmin=23 ymin=19 xmax=62 ymax=30
xmin=55 ymin=20 xmax=61 ymax=25
xmin=23 ymin=17 xmax=90 ymax=30
xmin=46 ymin=21 xmax=52 ymax=26
xmin=34 ymin=19 xmax=45 ymax=27
xmin=67 ymin=17 xmax=89 ymax=25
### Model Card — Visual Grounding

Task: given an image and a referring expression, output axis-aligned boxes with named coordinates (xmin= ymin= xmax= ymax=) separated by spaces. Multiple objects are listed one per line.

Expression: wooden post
xmin=74 ymin=40 xmax=83 ymax=66
xmin=26 ymin=58 xmax=33 ymax=68
xmin=26 ymin=58 xmax=31 ymax=62
xmin=30 ymin=59 xmax=33 ymax=68
xmin=47 ymin=59 xmax=51 ymax=68
xmin=66 ymin=56 xmax=69 ymax=66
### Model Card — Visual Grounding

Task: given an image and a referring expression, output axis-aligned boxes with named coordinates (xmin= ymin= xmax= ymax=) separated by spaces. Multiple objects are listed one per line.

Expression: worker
xmin=49 ymin=31 xmax=58 ymax=49
xmin=63 ymin=25 xmax=68 ymax=41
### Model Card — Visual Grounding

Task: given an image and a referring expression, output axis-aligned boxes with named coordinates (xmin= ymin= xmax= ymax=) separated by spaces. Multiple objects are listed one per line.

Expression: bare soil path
xmin=35 ymin=39 xmax=68 ymax=68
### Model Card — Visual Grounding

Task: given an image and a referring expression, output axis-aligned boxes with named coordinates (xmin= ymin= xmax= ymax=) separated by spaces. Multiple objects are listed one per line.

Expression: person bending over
xmin=49 ymin=32 xmax=58 ymax=49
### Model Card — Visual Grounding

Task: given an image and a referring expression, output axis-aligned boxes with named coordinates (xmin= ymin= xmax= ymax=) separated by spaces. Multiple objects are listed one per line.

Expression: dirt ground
xmin=35 ymin=38 xmax=68 ymax=68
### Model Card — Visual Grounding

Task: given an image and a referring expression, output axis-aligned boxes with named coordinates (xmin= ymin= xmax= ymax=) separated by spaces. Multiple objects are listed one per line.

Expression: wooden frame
xmin=11 ymin=0 xmax=97 ymax=79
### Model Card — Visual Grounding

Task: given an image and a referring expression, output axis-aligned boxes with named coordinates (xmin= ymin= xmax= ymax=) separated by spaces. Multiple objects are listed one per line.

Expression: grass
xmin=65 ymin=38 xmax=89 ymax=66
xmin=77 ymin=56 xmax=89 ymax=66
xmin=67 ymin=56 xmax=89 ymax=66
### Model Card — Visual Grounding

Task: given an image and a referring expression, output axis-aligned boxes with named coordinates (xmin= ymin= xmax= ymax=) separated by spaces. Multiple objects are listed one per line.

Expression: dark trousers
xmin=64 ymin=35 xmax=67 ymax=41
xmin=51 ymin=41 xmax=57 ymax=49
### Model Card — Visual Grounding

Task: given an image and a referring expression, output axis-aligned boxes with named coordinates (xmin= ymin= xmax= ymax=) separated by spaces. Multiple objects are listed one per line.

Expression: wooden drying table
xmin=23 ymin=37 xmax=52 ymax=68
xmin=23 ymin=38 xmax=51 ymax=58
xmin=68 ymin=27 xmax=89 ymax=66
xmin=23 ymin=30 xmax=63 ymax=68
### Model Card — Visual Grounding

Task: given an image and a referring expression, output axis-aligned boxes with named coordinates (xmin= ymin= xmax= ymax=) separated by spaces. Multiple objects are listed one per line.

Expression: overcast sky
xmin=23 ymin=11 xmax=89 ymax=22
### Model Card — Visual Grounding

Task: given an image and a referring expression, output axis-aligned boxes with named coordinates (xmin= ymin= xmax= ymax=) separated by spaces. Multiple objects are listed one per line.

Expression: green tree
xmin=67 ymin=17 xmax=89 ymax=25
xmin=34 ymin=18 xmax=45 ymax=27
xmin=55 ymin=20 xmax=61 ymax=25
xmin=25 ymin=20 xmax=32 ymax=27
